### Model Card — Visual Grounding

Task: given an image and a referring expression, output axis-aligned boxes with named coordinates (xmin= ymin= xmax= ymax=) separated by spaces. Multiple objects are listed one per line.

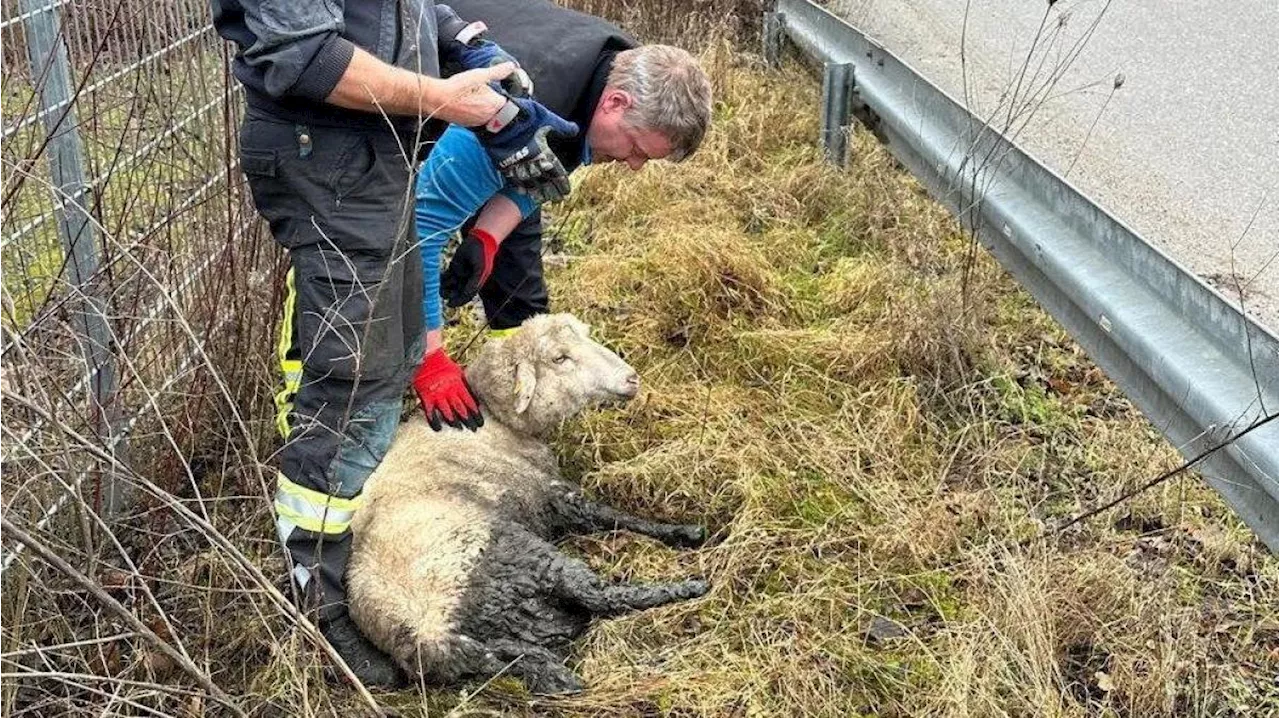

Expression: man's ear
xmin=604 ymin=88 xmax=633 ymax=114
xmin=514 ymin=360 xmax=536 ymax=415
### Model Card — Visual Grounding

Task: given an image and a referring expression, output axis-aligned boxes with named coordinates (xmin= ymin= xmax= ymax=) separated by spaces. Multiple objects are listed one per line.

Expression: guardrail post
xmin=22 ymin=0 xmax=124 ymax=515
xmin=820 ymin=62 xmax=854 ymax=166
xmin=763 ymin=11 xmax=784 ymax=67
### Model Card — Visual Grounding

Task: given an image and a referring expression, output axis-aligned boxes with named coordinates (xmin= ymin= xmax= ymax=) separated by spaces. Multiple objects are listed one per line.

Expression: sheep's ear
xmin=513 ymin=360 xmax=536 ymax=414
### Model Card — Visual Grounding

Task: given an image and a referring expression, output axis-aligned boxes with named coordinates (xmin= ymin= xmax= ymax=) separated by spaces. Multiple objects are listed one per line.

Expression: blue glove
xmin=434 ymin=7 xmax=533 ymax=98
xmin=457 ymin=40 xmax=533 ymax=98
xmin=480 ymin=94 xmax=580 ymax=204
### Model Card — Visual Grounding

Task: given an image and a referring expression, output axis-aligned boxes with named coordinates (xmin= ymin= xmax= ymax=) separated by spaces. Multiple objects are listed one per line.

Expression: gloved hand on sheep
xmin=410 ymin=9 xmax=713 ymax=434
xmin=347 ymin=314 xmax=710 ymax=693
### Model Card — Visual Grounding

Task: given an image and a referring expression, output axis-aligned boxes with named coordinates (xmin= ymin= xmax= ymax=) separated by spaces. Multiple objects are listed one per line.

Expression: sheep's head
xmin=467 ymin=314 xmax=639 ymax=437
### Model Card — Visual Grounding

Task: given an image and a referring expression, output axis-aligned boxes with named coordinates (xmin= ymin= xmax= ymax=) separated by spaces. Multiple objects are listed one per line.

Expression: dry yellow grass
xmin=3 ymin=39 xmax=1274 ymax=718
xmin=424 ymin=47 xmax=1276 ymax=718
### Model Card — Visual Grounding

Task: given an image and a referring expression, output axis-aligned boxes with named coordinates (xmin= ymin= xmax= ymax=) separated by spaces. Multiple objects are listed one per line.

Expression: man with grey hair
xmin=407 ymin=0 xmax=714 ymax=429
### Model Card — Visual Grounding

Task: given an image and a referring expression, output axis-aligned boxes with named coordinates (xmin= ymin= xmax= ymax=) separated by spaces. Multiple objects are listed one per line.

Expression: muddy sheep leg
xmin=452 ymin=526 xmax=593 ymax=694
xmin=550 ymin=554 xmax=709 ymax=617
xmin=548 ymin=484 xmax=707 ymax=548
xmin=404 ymin=633 xmax=581 ymax=694
xmin=484 ymin=638 xmax=584 ymax=695
xmin=400 ymin=633 xmax=509 ymax=687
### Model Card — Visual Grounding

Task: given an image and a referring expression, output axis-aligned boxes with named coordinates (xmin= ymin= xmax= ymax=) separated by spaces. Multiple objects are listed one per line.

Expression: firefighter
xmin=213 ymin=0 xmax=579 ymax=686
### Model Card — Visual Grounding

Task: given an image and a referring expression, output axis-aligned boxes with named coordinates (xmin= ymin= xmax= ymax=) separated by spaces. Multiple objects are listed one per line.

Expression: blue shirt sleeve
xmin=497 ymin=186 xmax=538 ymax=217
xmin=415 ymin=126 xmax=538 ymax=331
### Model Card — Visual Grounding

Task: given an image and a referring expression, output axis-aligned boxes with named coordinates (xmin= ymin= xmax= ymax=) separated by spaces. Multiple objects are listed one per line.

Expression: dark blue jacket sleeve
xmin=231 ymin=0 xmax=355 ymax=101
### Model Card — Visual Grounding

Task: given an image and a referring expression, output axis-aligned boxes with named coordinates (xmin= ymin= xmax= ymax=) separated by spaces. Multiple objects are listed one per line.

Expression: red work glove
xmin=412 ymin=349 xmax=483 ymax=431
xmin=440 ymin=228 xmax=499 ymax=309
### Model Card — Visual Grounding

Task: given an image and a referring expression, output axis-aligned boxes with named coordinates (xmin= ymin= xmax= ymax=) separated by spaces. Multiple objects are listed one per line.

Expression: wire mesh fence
xmin=1 ymin=0 xmax=277 ymax=573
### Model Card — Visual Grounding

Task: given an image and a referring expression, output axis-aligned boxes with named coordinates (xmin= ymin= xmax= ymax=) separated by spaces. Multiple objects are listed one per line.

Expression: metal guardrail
xmin=769 ymin=0 xmax=1279 ymax=551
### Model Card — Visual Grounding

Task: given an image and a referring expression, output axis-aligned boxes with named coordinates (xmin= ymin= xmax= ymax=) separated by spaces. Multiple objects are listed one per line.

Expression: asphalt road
xmin=829 ymin=0 xmax=1279 ymax=329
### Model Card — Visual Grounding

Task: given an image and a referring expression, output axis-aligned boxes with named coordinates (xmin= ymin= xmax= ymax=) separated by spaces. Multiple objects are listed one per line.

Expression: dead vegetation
xmin=2 ymin=4 xmax=1275 ymax=718
xmin=497 ymin=48 xmax=1276 ymax=718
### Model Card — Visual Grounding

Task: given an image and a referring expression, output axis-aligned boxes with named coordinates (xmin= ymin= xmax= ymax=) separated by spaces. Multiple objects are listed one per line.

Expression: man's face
xmin=586 ymin=88 xmax=675 ymax=171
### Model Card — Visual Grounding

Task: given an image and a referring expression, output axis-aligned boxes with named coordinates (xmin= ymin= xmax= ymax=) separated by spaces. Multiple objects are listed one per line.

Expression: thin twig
xmin=1048 ymin=411 xmax=1277 ymax=538
xmin=0 ymin=516 xmax=245 ymax=717
xmin=1 ymin=388 xmax=388 ymax=717
xmin=1063 ymin=76 xmax=1121 ymax=178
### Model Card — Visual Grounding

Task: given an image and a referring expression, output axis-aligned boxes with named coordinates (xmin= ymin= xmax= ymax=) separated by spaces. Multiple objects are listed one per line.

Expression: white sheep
xmin=347 ymin=313 xmax=708 ymax=693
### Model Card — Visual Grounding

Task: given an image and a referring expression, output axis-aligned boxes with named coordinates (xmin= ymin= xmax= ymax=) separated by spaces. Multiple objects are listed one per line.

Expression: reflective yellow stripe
xmin=275 ymin=269 xmax=300 ymax=438
xmin=276 ymin=472 xmax=363 ymax=512
xmin=274 ymin=392 xmax=294 ymax=438
xmin=489 ymin=327 xmax=518 ymax=339
xmin=274 ymin=473 xmax=363 ymax=535
xmin=278 ymin=268 xmax=297 ymax=371
xmin=275 ymin=501 xmax=351 ymax=534
xmin=275 ymin=358 xmax=302 ymax=437
xmin=281 ymin=359 xmax=302 ymax=384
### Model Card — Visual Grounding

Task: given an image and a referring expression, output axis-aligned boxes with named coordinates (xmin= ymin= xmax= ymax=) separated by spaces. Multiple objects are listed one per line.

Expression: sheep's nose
xmin=622 ymin=371 xmax=640 ymax=396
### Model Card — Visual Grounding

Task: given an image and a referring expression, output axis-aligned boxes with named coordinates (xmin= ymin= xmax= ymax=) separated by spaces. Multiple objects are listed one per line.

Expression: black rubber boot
xmin=320 ymin=613 xmax=408 ymax=689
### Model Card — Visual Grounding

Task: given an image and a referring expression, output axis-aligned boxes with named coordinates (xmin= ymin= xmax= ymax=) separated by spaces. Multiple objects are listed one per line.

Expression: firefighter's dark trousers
xmin=239 ymin=111 xmax=424 ymax=623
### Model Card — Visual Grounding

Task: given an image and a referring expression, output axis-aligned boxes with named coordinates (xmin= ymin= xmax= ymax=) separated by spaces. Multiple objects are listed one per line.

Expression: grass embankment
xmin=3 ymin=46 xmax=1273 ymax=718
xmin=426 ymin=49 xmax=1276 ymax=717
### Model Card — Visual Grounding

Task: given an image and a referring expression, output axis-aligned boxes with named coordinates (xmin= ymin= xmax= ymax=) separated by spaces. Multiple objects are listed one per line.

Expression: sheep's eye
xmin=552 ymin=354 xmax=571 ymax=365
